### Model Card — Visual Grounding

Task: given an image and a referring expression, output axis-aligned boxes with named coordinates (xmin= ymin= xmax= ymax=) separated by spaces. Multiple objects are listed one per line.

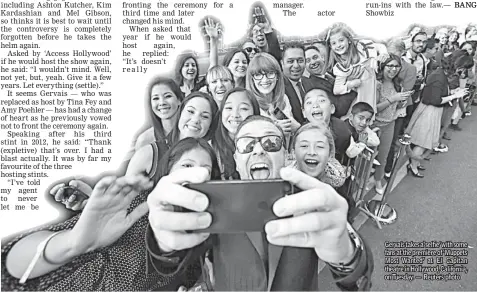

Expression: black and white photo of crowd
xmin=2 ymin=2 xmax=477 ymax=291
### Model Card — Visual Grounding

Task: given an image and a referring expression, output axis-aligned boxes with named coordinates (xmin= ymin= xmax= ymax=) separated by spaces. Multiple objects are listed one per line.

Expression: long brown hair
xmin=246 ymin=52 xmax=285 ymax=112
xmin=376 ymin=54 xmax=402 ymax=92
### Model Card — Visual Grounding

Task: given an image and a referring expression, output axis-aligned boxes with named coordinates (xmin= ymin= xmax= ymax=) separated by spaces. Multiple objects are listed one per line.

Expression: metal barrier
xmin=359 ymin=134 xmax=411 ymax=228
xmin=345 ymin=130 xmax=412 ymax=229
xmin=346 ymin=145 xmax=382 ymax=226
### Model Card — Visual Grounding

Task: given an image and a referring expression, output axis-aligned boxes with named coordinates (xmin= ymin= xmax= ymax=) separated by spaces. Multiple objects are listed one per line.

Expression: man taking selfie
xmin=145 ymin=115 xmax=373 ymax=291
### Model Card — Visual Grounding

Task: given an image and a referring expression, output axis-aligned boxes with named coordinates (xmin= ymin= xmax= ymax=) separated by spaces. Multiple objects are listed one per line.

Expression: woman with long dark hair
xmin=222 ymin=48 xmax=250 ymax=88
xmin=213 ymin=87 xmax=260 ymax=179
xmin=134 ymin=77 xmax=184 ymax=151
xmin=372 ymin=54 xmax=413 ymax=195
xmin=128 ymin=91 xmax=219 ymax=177
xmin=175 ymin=53 xmax=207 ymax=96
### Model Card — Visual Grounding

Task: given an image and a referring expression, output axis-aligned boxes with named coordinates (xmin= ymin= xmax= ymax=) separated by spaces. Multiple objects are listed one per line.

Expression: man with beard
xmin=304 ymin=44 xmax=358 ymax=118
xmin=402 ymin=31 xmax=430 ymax=124
xmin=145 ymin=115 xmax=373 ymax=291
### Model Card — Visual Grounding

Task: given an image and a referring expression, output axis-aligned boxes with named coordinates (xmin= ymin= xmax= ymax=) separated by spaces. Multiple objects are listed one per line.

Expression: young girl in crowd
xmin=246 ymin=52 xmax=300 ymax=134
xmin=2 ymin=138 xmax=220 ymax=291
xmin=289 ymin=123 xmax=351 ymax=219
xmin=175 ymin=53 xmax=207 ymax=96
xmin=213 ymin=87 xmax=260 ymax=179
xmin=326 ymin=26 xmax=389 ymax=114
xmin=289 ymin=122 xmax=347 ymax=189
xmin=205 ymin=65 xmax=235 ymax=106
xmin=372 ymin=55 xmax=412 ymax=195
xmin=222 ymin=49 xmax=250 ymax=88
xmin=128 ymin=92 xmax=219 ymax=181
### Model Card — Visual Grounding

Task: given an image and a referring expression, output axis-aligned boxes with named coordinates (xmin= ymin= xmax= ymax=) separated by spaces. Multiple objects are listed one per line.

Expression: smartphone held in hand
xmin=61 ymin=186 xmax=89 ymax=204
xmin=184 ymin=179 xmax=297 ymax=233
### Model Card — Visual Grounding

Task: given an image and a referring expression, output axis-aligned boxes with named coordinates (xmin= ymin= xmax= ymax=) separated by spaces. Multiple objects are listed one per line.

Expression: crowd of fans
xmin=2 ymin=5 xmax=476 ymax=291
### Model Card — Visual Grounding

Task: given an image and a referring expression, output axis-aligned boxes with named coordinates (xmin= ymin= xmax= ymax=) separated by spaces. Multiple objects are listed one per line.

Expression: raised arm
xmin=203 ymin=18 xmax=221 ymax=69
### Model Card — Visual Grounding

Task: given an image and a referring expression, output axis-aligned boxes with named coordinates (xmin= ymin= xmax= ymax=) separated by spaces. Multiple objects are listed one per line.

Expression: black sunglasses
xmin=244 ymin=47 xmax=260 ymax=54
xmin=236 ymin=135 xmax=284 ymax=154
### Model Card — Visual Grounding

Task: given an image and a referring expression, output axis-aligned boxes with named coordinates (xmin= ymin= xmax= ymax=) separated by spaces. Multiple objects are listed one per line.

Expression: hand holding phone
xmin=50 ymin=180 xmax=93 ymax=211
xmin=275 ymin=119 xmax=292 ymax=133
xmin=61 ymin=186 xmax=90 ymax=205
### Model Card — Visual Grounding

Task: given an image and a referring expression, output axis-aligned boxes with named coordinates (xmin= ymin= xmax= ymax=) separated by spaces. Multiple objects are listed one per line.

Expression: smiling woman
xmin=213 ymin=87 xmax=260 ymax=179
xmin=131 ymin=78 xmax=184 ymax=157
xmin=206 ymin=65 xmax=235 ymax=106
xmin=126 ymin=92 xmax=219 ymax=180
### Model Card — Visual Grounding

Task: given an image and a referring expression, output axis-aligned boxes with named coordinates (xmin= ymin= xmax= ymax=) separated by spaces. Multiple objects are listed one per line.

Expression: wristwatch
xmin=326 ymin=224 xmax=363 ymax=273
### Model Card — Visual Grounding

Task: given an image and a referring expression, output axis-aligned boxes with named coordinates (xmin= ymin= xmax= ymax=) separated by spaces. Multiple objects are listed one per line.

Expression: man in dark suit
xmin=281 ymin=42 xmax=313 ymax=124
xmin=146 ymin=115 xmax=373 ymax=291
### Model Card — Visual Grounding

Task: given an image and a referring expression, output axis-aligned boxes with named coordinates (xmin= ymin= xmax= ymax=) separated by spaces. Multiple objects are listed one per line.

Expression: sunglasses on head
xmin=235 ymin=135 xmax=284 ymax=154
xmin=244 ymin=47 xmax=260 ymax=54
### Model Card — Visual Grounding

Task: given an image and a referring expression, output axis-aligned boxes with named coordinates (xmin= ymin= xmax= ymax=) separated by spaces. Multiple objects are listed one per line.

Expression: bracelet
xmin=42 ymin=230 xmax=69 ymax=265
xmin=326 ymin=224 xmax=363 ymax=273
xmin=19 ymin=230 xmax=67 ymax=284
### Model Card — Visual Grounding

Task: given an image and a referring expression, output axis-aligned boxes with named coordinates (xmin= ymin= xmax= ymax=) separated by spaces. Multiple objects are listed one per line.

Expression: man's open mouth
xmin=250 ymin=163 xmax=270 ymax=179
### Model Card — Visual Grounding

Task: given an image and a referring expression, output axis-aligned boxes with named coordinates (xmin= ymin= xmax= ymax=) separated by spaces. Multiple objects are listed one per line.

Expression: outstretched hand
xmin=70 ymin=175 xmax=153 ymax=254
xmin=203 ymin=18 xmax=221 ymax=39
xmin=265 ymin=168 xmax=354 ymax=264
